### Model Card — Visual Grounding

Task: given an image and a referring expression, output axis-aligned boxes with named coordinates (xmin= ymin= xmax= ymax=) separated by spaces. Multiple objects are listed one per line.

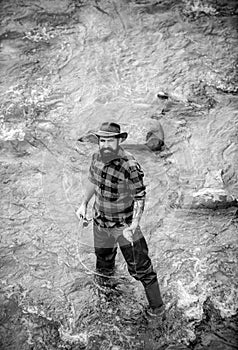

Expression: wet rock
xmin=145 ymin=135 xmax=164 ymax=151
xmin=157 ymin=91 xmax=169 ymax=100
xmin=191 ymin=298 xmax=238 ymax=350
xmin=191 ymin=169 xmax=238 ymax=209
xmin=145 ymin=120 xmax=164 ymax=151
xmin=59 ymin=327 xmax=88 ymax=348
xmin=34 ymin=119 xmax=57 ymax=132
xmin=0 ymin=140 xmax=30 ymax=157
xmin=164 ymin=345 xmax=189 ymax=350
xmin=78 ymin=131 xmax=98 ymax=144
xmin=0 ymin=31 xmax=23 ymax=41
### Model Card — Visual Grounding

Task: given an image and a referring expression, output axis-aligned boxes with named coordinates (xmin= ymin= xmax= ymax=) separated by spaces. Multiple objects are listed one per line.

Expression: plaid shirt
xmin=88 ymin=147 xmax=146 ymax=228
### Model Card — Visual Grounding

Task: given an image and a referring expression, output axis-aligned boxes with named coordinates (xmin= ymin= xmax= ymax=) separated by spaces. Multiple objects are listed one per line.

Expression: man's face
xmin=99 ymin=137 xmax=120 ymax=160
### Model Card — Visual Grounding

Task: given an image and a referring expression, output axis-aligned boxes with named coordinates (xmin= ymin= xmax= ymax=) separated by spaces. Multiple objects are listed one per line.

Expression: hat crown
xmin=100 ymin=122 xmax=121 ymax=134
xmin=94 ymin=122 xmax=128 ymax=142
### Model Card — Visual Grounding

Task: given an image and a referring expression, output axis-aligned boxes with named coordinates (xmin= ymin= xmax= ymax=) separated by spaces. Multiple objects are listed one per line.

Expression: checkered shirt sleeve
xmin=125 ymin=161 xmax=146 ymax=200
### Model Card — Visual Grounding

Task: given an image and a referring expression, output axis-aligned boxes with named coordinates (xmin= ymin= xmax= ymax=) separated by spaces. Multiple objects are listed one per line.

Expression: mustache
xmin=101 ymin=148 xmax=114 ymax=152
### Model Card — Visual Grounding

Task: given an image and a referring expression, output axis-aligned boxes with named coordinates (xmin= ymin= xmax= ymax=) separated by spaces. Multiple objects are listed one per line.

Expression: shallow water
xmin=0 ymin=0 xmax=238 ymax=349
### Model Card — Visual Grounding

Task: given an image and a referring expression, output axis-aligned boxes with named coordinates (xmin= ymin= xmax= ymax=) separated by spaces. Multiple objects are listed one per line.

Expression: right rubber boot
xmin=144 ymin=280 xmax=163 ymax=309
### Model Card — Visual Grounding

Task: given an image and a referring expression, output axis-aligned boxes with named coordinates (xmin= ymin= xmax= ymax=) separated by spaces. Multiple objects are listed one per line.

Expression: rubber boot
xmin=144 ymin=280 xmax=163 ymax=309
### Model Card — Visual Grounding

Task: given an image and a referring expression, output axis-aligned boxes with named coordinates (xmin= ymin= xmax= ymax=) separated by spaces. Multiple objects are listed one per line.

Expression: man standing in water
xmin=76 ymin=122 xmax=164 ymax=317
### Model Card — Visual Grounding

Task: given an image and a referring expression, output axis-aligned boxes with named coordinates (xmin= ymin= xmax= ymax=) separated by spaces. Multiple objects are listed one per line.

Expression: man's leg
xmin=118 ymin=226 xmax=163 ymax=310
xmin=93 ymin=223 xmax=117 ymax=277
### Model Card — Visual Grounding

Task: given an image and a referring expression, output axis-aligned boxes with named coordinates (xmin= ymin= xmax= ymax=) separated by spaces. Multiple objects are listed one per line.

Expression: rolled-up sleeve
xmin=126 ymin=162 xmax=146 ymax=200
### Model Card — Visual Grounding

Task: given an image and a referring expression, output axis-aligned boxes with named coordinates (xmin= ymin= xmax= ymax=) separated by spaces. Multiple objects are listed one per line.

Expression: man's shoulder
xmin=119 ymin=148 xmax=135 ymax=162
xmin=120 ymin=148 xmax=134 ymax=160
xmin=89 ymin=152 xmax=100 ymax=168
xmin=119 ymin=148 xmax=142 ymax=170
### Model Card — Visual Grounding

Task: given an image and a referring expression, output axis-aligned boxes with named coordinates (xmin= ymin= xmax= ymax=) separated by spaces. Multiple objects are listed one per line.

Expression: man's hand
xmin=123 ymin=222 xmax=138 ymax=244
xmin=76 ymin=203 xmax=87 ymax=221
xmin=76 ymin=181 xmax=95 ymax=221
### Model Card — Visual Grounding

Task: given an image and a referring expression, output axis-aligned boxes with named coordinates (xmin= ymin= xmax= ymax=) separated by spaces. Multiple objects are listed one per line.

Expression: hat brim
xmin=94 ymin=131 xmax=128 ymax=142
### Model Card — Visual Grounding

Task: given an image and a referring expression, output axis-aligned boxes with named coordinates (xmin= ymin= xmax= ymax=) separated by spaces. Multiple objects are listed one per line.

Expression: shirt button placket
xmin=100 ymin=166 xmax=107 ymax=194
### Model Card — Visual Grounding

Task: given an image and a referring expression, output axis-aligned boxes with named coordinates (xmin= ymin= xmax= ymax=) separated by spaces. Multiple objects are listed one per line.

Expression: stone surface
xmin=191 ymin=169 xmax=238 ymax=209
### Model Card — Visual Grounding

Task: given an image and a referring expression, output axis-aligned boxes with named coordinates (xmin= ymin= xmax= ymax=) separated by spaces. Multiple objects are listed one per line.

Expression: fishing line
xmin=75 ymin=221 xmax=137 ymax=281
xmin=63 ymin=195 xmax=124 ymax=281
xmin=73 ymin=208 xmax=137 ymax=283
xmin=131 ymin=242 xmax=138 ymax=278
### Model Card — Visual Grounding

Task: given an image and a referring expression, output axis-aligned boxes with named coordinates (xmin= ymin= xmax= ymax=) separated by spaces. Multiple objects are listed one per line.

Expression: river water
xmin=0 ymin=0 xmax=238 ymax=349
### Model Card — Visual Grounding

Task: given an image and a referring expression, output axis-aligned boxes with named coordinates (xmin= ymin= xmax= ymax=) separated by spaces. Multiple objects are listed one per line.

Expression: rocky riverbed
xmin=0 ymin=0 xmax=238 ymax=349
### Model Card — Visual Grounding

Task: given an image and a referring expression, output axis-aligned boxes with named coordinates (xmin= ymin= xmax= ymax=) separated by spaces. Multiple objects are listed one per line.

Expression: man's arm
xmin=82 ymin=179 xmax=96 ymax=206
xmin=123 ymin=199 xmax=145 ymax=244
xmin=76 ymin=179 xmax=96 ymax=220
xmin=131 ymin=198 xmax=145 ymax=228
xmin=123 ymin=162 xmax=146 ymax=243
xmin=128 ymin=162 xmax=146 ymax=228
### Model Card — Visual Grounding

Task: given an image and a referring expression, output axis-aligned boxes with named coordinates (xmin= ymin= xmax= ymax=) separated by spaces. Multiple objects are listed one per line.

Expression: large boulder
xmin=191 ymin=169 xmax=238 ymax=209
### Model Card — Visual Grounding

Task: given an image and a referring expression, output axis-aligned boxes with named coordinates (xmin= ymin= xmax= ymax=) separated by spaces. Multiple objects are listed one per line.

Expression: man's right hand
xmin=76 ymin=203 xmax=87 ymax=221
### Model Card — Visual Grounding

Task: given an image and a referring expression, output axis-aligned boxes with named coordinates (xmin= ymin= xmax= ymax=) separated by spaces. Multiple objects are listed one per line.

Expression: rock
xmin=157 ymin=91 xmax=169 ymax=100
xmin=78 ymin=132 xmax=98 ymax=144
xmin=203 ymin=169 xmax=224 ymax=188
xmin=144 ymin=119 xmax=165 ymax=151
xmin=145 ymin=131 xmax=164 ymax=151
xmin=191 ymin=170 xmax=238 ymax=209
xmin=192 ymin=188 xmax=238 ymax=209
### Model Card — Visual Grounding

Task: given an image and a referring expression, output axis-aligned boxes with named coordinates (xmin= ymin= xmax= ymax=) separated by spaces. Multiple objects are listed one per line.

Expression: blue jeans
xmin=93 ymin=222 xmax=158 ymax=288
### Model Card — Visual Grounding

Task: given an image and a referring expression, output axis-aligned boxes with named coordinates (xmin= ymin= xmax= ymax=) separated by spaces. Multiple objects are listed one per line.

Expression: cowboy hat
xmin=94 ymin=122 xmax=128 ymax=142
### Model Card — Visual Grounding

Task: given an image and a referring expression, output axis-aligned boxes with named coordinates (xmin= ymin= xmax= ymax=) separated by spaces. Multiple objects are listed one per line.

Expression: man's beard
xmin=100 ymin=147 xmax=119 ymax=162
